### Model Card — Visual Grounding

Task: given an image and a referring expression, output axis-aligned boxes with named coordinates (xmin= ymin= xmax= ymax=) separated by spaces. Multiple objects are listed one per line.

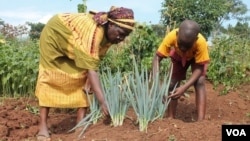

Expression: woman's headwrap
xmin=93 ymin=6 xmax=135 ymax=30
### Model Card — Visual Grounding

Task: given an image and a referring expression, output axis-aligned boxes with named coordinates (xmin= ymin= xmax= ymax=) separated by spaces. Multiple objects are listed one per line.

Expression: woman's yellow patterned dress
xmin=35 ymin=13 xmax=111 ymax=108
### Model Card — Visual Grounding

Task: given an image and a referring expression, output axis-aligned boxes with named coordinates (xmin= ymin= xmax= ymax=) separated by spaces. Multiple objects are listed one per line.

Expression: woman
xmin=35 ymin=6 xmax=135 ymax=141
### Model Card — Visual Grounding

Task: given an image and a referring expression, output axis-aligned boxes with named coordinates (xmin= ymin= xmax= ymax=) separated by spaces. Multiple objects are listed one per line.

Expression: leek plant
xmin=156 ymin=63 xmax=174 ymax=119
xmin=124 ymin=56 xmax=173 ymax=132
xmin=101 ymin=68 xmax=130 ymax=127
xmin=69 ymin=93 xmax=102 ymax=138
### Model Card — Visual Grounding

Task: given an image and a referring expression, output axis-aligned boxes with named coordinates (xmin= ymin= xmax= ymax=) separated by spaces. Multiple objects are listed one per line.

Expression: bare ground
xmin=0 ymin=80 xmax=249 ymax=141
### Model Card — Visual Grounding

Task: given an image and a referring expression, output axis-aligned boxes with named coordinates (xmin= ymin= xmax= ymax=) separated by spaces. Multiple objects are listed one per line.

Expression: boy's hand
xmin=162 ymin=95 xmax=167 ymax=103
xmin=168 ymin=86 xmax=185 ymax=99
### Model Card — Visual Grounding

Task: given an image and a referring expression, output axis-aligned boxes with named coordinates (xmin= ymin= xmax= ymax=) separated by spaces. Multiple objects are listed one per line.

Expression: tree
xmin=77 ymin=0 xmax=87 ymax=13
xmin=160 ymin=0 xmax=247 ymax=39
xmin=0 ymin=21 xmax=28 ymax=39
xmin=224 ymin=22 xmax=250 ymax=39
xmin=151 ymin=24 xmax=167 ymax=38
xmin=27 ymin=22 xmax=45 ymax=40
xmin=69 ymin=0 xmax=87 ymax=13
xmin=0 ymin=19 xmax=4 ymax=26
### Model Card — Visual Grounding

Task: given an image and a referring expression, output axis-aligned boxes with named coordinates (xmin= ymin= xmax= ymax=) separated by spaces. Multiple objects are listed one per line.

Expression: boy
xmin=152 ymin=20 xmax=210 ymax=121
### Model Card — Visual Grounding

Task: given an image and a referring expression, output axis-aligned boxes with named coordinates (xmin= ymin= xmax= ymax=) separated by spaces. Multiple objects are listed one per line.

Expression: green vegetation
xmin=246 ymin=113 xmax=250 ymax=118
xmin=0 ymin=19 xmax=249 ymax=105
xmin=160 ymin=0 xmax=248 ymax=38
xmin=27 ymin=22 xmax=45 ymax=40
xmin=208 ymin=35 xmax=250 ymax=94
xmin=0 ymin=39 xmax=39 ymax=97
xmin=26 ymin=104 xmax=39 ymax=115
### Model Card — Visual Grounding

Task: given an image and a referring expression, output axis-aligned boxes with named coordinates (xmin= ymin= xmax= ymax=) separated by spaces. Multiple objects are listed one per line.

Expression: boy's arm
xmin=168 ymin=64 xmax=203 ymax=99
xmin=183 ymin=64 xmax=203 ymax=90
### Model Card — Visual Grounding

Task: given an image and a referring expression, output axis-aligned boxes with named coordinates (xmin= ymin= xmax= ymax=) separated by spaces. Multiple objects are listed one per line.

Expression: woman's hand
xmin=100 ymin=101 xmax=109 ymax=116
xmin=87 ymin=70 xmax=109 ymax=116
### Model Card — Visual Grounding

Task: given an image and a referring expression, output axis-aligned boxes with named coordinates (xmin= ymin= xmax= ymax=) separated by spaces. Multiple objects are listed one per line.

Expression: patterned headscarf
xmin=93 ymin=6 xmax=135 ymax=30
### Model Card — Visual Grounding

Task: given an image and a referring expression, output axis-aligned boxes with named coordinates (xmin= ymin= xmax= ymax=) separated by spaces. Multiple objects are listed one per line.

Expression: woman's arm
xmin=87 ymin=70 xmax=109 ymax=115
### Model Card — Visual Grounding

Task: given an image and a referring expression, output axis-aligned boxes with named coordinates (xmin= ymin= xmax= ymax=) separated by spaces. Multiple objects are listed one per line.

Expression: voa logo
xmin=226 ymin=129 xmax=246 ymax=136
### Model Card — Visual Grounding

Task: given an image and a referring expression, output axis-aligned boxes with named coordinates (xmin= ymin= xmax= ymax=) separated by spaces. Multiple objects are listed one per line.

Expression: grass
xmin=246 ymin=113 xmax=250 ymax=118
xmin=25 ymin=104 xmax=39 ymax=115
xmin=168 ymin=134 xmax=177 ymax=141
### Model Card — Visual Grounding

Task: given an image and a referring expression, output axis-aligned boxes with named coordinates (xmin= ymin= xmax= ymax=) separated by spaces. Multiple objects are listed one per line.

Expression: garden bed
xmin=0 ymin=81 xmax=249 ymax=141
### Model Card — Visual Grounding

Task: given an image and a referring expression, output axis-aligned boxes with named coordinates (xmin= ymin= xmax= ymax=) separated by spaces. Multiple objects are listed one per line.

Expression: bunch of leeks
xmin=101 ymin=68 xmax=130 ymax=127
xmin=124 ymin=57 xmax=173 ymax=132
